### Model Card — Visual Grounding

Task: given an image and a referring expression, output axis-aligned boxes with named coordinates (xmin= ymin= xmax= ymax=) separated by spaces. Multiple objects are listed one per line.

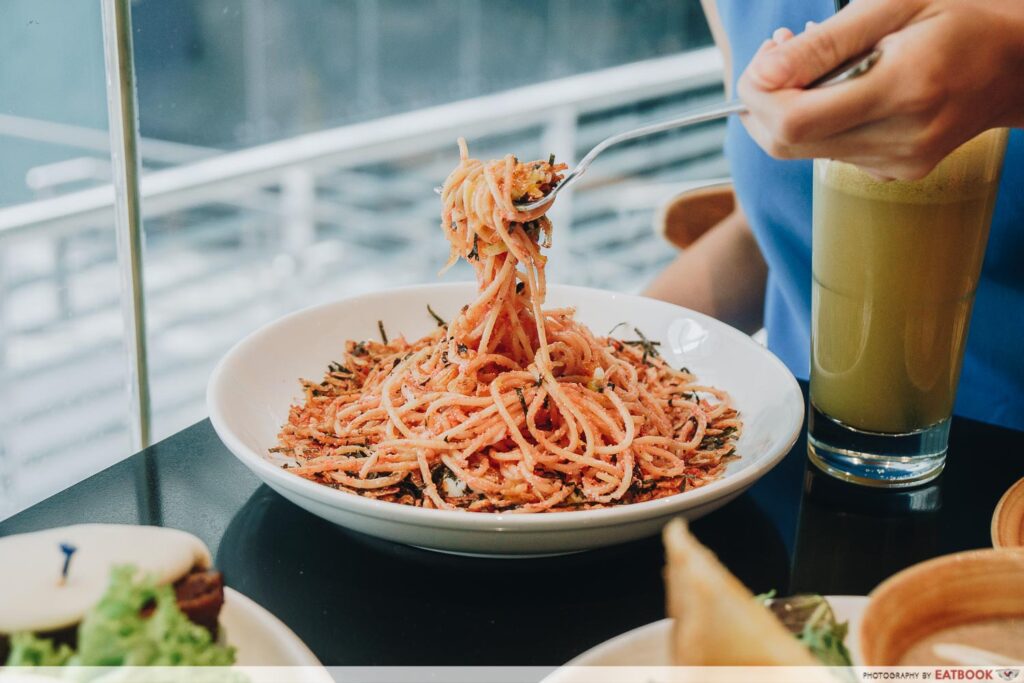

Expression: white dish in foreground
xmin=208 ymin=283 xmax=803 ymax=556
xmin=548 ymin=595 xmax=866 ymax=679
xmin=223 ymin=587 xmax=322 ymax=668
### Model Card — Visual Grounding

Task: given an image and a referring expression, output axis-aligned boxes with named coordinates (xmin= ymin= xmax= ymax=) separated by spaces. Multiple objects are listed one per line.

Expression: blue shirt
xmin=716 ymin=0 xmax=1024 ymax=429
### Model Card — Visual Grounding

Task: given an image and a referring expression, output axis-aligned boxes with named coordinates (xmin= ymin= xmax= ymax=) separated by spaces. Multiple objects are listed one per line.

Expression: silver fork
xmin=435 ymin=49 xmax=881 ymax=211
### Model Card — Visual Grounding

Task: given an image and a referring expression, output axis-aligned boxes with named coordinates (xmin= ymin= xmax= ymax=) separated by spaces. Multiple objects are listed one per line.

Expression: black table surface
xmin=3 ymin=382 xmax=1022 ymax=666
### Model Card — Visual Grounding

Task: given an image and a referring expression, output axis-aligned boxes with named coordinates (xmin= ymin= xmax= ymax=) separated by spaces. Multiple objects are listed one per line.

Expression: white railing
xmin=0 ymin=48 xmax=723 ymax=238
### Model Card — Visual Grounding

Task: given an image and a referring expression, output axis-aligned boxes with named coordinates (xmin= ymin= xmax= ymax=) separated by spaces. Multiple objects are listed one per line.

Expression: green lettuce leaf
xmin=5 ymin=631 xmax=75 ymax=666
xmin=759 ymin=592 xmax=854 ymax=667
xmin=5 ymin=565 xmax=235 ymax=667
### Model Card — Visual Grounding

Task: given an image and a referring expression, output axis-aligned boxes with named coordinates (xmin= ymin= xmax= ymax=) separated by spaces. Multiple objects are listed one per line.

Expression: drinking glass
xmin=808 ymin=128 xmax=1009 ymax=486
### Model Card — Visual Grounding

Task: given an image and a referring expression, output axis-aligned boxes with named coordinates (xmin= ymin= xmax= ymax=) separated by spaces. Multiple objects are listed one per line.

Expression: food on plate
xmin=760 ymin=593 xmax=853 ymax=666
xmin=0 ymin=524 xmax=234 ymax=666
xmin=273 ymin=140 xmax=740 ymax=512
xmin=663 ymin=519 xmax=849 ymax=666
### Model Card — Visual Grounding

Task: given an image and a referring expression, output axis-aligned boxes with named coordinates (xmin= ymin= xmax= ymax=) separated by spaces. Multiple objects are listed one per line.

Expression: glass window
xmin=0 ymin=0 xmax=723 ymax=518
xmin=0 ymin=1 xmax=131 ymax=517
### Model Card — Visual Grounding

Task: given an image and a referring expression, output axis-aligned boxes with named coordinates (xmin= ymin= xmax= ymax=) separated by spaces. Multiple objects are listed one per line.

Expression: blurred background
xmin=0 ymin=0 xmax=726 ymax=518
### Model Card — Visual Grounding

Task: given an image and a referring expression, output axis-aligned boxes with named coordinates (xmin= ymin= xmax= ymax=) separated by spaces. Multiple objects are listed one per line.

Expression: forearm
xmin=699 ymin=0 xmax=733 ymax=96
xmin=993 ymin=1 xmax=1024 ymax=129
xmin=644 ymin=209 xmax=767 ymax=335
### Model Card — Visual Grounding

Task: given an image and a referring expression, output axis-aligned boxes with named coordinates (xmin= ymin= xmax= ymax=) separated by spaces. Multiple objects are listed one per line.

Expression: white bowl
xmin=553 ymin=596 xmax=867 ymax=671
xmin=208 ymin=283 xmax=803 ymax=556
xmin=222 ymin=587 xmax=324 ymax=671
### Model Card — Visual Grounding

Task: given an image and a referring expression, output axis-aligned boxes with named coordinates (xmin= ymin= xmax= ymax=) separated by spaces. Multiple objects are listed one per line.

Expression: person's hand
xmin=737 ymin=0 xmax=1024 ymax=180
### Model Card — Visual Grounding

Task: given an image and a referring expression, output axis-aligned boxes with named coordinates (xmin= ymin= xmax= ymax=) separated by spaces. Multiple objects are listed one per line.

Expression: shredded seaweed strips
xmin=426 ymin=304 xmax=447 ymax=327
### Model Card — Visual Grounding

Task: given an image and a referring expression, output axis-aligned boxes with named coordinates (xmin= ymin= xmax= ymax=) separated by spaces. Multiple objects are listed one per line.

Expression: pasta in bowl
xmin=207 ymin=144 xmax=802 ymax=555
xmin=208 ymin=282 xmax=802 ymax=555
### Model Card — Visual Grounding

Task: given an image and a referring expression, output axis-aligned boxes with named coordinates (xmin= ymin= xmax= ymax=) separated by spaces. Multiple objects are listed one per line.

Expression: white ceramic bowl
xmin=552 ymin=595 xmax=867 ymax=672
xmin=223 ymin=588 xmax=324 ymax=670
xmin=208 ymin=283 xmax=803 ymax=556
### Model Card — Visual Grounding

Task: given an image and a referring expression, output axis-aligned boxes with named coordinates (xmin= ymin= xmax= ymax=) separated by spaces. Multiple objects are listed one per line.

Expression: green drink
xmin=809 ymin=129 xmax=1008 ymax=486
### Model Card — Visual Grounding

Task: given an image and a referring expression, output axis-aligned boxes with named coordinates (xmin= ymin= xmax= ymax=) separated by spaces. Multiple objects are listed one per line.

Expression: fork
xmin=435 ymin=49 xmax=881 ymax=212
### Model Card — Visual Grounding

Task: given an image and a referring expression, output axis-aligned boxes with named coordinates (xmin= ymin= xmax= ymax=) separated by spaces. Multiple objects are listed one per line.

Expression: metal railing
xmin=0 ymin=48 xmax=723 ymax=237
xmin=0 ymin=48 xmax=726 ymax=517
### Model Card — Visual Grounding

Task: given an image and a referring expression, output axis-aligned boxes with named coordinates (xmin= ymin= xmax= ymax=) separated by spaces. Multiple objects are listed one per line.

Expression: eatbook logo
xmin=996 ymin=669 xmax=1020 ymax=682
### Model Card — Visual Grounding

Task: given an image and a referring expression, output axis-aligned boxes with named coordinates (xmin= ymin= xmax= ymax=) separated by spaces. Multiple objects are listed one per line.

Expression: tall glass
xmin=808 ymin=129 xmax=1009 ymax=487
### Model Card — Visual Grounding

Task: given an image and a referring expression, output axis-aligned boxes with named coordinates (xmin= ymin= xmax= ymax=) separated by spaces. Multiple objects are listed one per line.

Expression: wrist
xmin=995 ymin=0 xmax=1024 ymax=127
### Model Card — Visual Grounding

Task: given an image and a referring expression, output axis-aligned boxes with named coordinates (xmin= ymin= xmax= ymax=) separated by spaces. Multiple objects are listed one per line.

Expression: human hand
xmin=737 ymin=0 xmax=1024 ymax=179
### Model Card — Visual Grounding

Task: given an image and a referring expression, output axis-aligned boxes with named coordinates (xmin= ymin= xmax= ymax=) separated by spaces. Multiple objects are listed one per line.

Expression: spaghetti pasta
xmin=274 ymin=140 xmax=739 ymax=512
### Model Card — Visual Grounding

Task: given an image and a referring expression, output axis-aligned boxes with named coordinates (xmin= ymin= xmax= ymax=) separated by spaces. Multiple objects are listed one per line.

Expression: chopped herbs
xmin=427 ymin=304 xmax=447 ymax=327
xmin=431 ymin=463 xmax=466 ymax=498
xmin=523 ymin=220 xmax=541 ymax=241
xmin=378 ymin=320 xmax=388 ymax=345
xmin=548 ymin=153 xmax=555 ymax=165
xmin=699 ymin=426 xmax=737 ymax=451
xmin=515 ymin=387 xmax=529 ymax=416
xmin=621 ymin=327 xmax=661 ymax=364
xmin=395 ymin=477 xmax=422 ymax=502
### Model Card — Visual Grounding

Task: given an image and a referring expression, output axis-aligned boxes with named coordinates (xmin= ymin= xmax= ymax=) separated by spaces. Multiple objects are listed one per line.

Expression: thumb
xmin=747 ymin=0 xmax=921 ymax=90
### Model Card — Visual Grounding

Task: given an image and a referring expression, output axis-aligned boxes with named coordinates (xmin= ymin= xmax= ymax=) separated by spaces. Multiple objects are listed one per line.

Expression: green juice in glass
xmin=809 ymin=128 xmax=1008 ymax=485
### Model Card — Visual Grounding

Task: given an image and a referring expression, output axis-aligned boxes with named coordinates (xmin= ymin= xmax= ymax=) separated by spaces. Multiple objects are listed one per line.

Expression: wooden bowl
xmin=859 ymin=548 xmax=1024 ymax=665
xmin=992 ymin=477 xmax=1024 ymax=548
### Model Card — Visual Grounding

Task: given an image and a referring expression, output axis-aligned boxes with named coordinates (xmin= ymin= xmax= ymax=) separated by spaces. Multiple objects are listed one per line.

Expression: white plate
xmin=223 ymin=587 xmax=322 ymax=667
xmin=0 ymin=588 xmax=322 ymax=679
xmin=208 ymin=283 xmax=803 ymax=556
xmin=554 ymin=595 xmax=866 ymax=673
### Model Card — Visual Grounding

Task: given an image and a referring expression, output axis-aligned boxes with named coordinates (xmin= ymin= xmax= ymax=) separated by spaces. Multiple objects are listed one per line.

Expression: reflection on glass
xmin=0 ymin=1 xmax=131 ymax=517
xmin=791 ymin=465 xmax=942 ymax=596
